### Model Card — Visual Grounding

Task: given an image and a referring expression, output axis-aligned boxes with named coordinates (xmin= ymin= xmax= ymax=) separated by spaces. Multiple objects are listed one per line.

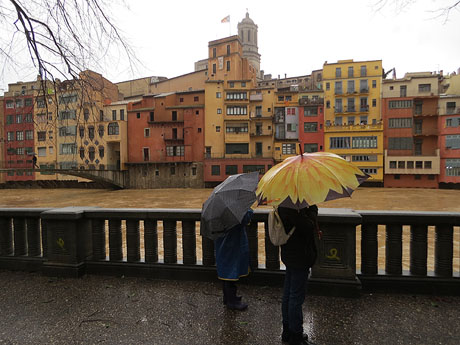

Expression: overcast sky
xmin=1 ymin=0 xmax=459 ymax=94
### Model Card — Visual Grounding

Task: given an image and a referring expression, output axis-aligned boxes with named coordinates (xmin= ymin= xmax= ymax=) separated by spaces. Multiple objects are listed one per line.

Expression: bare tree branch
xmin=1 ymin=0 xmax=137 ymax=87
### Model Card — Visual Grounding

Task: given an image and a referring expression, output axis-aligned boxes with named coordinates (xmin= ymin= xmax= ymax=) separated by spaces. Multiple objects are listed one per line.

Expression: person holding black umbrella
xmin=200 ymin=171 xmax=259 ymax=311
xmin=215 ymin=207 xmax=253 ymax=311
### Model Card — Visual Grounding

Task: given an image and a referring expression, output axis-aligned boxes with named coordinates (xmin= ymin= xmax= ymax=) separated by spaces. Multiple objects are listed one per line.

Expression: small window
xmin=211 ymin=165 xmax=221 ymax=176
xmin=144 ymin=128 xmax=150 ymax=137
xmin=216 ymin=126 xmax=221 ymax=132
xmin=194 ymin=96 xmax=199 ymax=102
xmin=137 ymin=112 xmax=141 ymax=119
xmin=216 ymin=92 xmax=222 ymax=98
xmin=418 ymin=84 xmax=431 ymax=92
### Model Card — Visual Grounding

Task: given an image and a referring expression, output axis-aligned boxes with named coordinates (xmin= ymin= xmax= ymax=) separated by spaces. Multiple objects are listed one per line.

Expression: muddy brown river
xmin=0 ymin=187 xmax=458 ymax=272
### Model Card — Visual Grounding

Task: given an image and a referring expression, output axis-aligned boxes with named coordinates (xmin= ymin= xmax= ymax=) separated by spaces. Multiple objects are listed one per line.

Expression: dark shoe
xmin=223 ymin=295 xmax=242 ymax=305
xmin=226 ymin=301 xmax=248 ymax=311
xmin=282 ymin=324 xmax=290 ymax=342
xmin=289 ymin=332 xmax=315 ymax=345
xmin=284 ymin=334 xmax=311 ymax=344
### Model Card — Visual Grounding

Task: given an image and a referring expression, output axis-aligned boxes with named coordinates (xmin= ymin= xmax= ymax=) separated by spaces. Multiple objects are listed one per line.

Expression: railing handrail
xmin=1 ymin=207 xmax=459 ymax=296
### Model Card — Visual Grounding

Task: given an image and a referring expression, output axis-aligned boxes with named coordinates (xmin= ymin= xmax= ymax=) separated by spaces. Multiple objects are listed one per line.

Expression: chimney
xmin=278 ymin=74 xmax=280 ymax=79
xmin=285 ymin=73 xmax=287 ymax=79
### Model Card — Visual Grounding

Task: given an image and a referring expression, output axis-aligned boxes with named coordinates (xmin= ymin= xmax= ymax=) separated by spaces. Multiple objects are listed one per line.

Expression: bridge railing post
xmin=41 ymin=207 xmax=93 ymax=277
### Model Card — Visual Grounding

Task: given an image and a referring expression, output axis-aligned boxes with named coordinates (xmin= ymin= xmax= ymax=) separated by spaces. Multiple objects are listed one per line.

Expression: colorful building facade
xmin=204 ymin=35 xmax=274 ymax=186
xmin=438 ymin=74 xmax=460 ymax=187
xmin=323 ymin=59 xmax=384 ymax=184
xmin=126 ymin=90 xmax=205 ymax=188
xmin=382 ymin=72 xmax=441 ymax=188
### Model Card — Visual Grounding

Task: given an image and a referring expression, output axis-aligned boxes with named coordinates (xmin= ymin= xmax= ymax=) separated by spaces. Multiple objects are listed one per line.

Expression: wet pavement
xmin=1 ymin=270 xmax=459 ymax=345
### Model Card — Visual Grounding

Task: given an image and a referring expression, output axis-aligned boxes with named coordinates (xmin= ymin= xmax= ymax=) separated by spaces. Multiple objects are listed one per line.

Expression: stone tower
xmin=238 ymin=12 xmax=261 ymax=79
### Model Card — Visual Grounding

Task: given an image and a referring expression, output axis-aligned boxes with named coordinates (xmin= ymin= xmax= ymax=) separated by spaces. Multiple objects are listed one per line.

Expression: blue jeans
xmin=282 ymin=267 xmax=309 ymax=335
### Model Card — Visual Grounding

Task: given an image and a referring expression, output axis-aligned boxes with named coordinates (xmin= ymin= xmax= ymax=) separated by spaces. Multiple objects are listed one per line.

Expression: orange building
xmin=126 ymin=90 xmax=205 ymax=188
xmin=204 ymin=35 xmax=274 ymax=186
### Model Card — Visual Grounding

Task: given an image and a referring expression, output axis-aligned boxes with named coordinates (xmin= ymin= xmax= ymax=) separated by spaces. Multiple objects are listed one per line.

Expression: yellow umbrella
xmin=256 ymin=152 xmax=369 ymax=210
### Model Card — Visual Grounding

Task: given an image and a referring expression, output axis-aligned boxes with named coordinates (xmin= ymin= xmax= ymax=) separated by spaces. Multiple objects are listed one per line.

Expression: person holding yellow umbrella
xmin=257 ymin=151 xmax=369 ymax=345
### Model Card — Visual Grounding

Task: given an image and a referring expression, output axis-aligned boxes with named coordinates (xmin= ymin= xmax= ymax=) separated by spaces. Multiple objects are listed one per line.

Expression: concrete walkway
xmin=0 ymin=270 xmax=459 ymax=345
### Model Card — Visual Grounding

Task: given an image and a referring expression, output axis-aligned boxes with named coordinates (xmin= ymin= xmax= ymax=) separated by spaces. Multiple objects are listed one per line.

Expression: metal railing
xmin=0 ymin=207 xmax=458 ymax=295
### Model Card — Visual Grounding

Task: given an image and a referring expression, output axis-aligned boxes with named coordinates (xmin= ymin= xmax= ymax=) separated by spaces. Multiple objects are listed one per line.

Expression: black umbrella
xmin=200 ymin=171 xmax=259 ymax=240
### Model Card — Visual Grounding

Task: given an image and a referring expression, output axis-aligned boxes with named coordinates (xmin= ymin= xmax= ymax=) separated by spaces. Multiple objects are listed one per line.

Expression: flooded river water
xmin=0 ymin=187 xmax=459 ymax=272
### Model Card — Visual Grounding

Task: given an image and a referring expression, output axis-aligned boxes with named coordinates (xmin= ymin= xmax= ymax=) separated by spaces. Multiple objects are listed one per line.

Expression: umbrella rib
xmin=308 ymin=156 xmax=353 ymax=197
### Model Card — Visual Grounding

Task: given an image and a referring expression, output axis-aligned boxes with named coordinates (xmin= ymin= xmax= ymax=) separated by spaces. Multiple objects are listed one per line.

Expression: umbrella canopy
xmin=256 ymin=152 xmax=369 ymax=210
xmin=201 ymin=171 xmax=259 ymax=240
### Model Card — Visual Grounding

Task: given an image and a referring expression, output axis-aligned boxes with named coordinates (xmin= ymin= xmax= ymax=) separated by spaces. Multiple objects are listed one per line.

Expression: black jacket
xmin=278 ymin=205 xmax=318 ymax=269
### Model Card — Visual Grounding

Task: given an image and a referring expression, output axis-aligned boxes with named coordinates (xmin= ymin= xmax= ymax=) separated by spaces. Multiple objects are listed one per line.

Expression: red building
xmin=298 ymin=94 xmax=324 ymax=153
xmin=3 ymin=88 xmax=36 ymax=181
xmin=126 ymin=90 xmax=205 ymax=188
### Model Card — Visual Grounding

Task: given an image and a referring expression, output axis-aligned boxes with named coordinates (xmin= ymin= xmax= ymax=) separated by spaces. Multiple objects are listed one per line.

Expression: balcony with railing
xmin=299 ymin=97 xmax=324 ymax=106
xmin=250 ymin=129 xmax=273 ymax=137
xmin=360 ymin=105 xmax=369 ymax=112
xmin=413 ymin=126 xmax=438 ymax=137
xmin=384 ymin=149 xmax=440 ymax=174
xmin=325 ymin=121 xmax=383 ymax=132
xmin=163 ymin=134 xmax=184 ymax=142
xmin=445 ymin=107 xmax=460 ymax=115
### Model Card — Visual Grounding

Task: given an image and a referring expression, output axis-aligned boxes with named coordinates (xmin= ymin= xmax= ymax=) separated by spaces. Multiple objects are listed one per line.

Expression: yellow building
xmin=102 ymin=100 xmax=131 ymax=170
xmin=323 ymin=59 xmax=384 ymax=183
xmin=32 ymin=70 xmax=120 ymax=182
xmin=34 ymin=80 xmax=59 ymax=180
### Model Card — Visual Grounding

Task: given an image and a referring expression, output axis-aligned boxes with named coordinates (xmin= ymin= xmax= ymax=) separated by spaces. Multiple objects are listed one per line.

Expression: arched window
xmin=108 ymin=122 xmax=119 ymax=135
xmin=88 ymin=126 xmax=95 ymax=140
xmin=84 ymin=108 xmax=90 ymax=121
xmin=99 ymin=146 xmax=104 ymax=158
xmin=89 ymin=147 xmax=95 ymax=161
xmin=79 ymin=147 xmax=85 ymax=159
xmin=98 ymin=125 xmax=104 ymax=137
